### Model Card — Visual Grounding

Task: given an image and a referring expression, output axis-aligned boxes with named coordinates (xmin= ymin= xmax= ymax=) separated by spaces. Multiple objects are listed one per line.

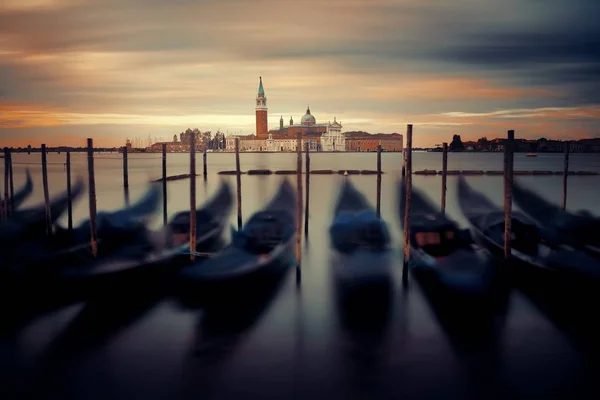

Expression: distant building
xmin=537 ymin=138 xmax=562 ymax=152
xmin=256 ymin=77 xmax=268 ymax=139
xmin=255 ymin=77 xmax=330 ymax=148
xmin=265 ymin=133 xmax=320 ymax=152
xmin=222 ymin=77 xmax=404 ymax=152
xmin=150 ymin=142 xmax=186 ymax=152
xmin=321 ymin=118 xmax=345 ymax=151
xmin=344 ymin=133 xmax=403 ymax=151
xmin=577 ymin=138 xmax=600 ymax=152
xmin=269 ymin=107 xmax=329 ymax=138
xmin=226 ymin=134 xmax=256 ymax=151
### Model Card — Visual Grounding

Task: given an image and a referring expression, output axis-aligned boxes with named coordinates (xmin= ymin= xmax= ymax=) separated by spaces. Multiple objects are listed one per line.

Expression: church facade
xmin=320 ymin=117 xmax=345 ymax=151
xmin=252 ymin=77 xmax=343 ymax=151
xmin=223 ymin=77 xmax=402 ymax=152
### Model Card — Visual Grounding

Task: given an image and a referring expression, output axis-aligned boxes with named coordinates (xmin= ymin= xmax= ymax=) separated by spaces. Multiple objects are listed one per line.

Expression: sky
xmin=1 ymin=0 xmax=599 ymax=148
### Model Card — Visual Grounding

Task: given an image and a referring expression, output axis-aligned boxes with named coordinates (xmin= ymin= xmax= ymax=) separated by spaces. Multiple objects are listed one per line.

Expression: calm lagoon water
xmin=2 ymin=151 xmax=600 ymax=399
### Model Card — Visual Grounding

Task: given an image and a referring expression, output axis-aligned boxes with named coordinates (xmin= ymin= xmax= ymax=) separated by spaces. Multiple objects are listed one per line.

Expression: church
xmin=229 ymin=77 xmax=402 ymax=152
xmin=253 ymin=77 xmax=345 ymax=151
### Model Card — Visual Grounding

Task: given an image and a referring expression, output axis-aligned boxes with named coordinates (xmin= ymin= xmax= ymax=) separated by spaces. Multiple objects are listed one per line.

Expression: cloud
xmin=438 ymin=106 xmax=600 ymax=120
xmin=0 ymin=0 xmax=598 ymax=147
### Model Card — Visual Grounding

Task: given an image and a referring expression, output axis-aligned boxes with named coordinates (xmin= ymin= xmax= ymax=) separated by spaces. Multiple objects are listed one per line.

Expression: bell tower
xmin=255 ymin=77 xmax=268 ymax=139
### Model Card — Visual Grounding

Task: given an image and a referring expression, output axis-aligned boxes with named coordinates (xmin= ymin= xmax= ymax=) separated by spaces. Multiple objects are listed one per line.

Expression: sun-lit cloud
xmin=438 ymin=106 xmax=600 ymax=120
xmin=1 ymin=0 xmax=598 ymax=147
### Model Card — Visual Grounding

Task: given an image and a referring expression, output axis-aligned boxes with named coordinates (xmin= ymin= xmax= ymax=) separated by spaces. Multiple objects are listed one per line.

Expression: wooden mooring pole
xmin=7 ymin=150 xmax=14 ymax=212
xmin=66 ymin=151 xmax=73 ymax=233
xmin=304 ymin=142 xmax=310 ymax=238
xmin=162 ymin=143 xmax=168 ymax=226
xmin=296 ymin=133 xmax=303 ymax=268
xmin=203 ymin=147 xmax=208 ymax=181
xmin=87 ymin=139 xmax=98 ymax=255
xmin=562 ymin=141 xmax=569 ymax=211
xmin=503 ymin=130 xmax=515 ymax=260
xmin=401 ymin=148 xmax=406 ymax=177
xmin=189 ymin=133 xmax=197 ymax=261
xmin=3 ymin=148 xmax=9 ymax=217
xmin=41 ymin=144 xmax=52 ymax=236
xmin=441 ymin=142 xmax=448 ymax=214
xmin=235 ymin=138 xmax=242 ymax=230
xmin=0 ymin=163 xmax=3 ymax=220
xmin=402 ymin=124 xmax=413 ymax=285
xmin=376 ymin=144 xmax=382 ymax=218
xmin=123 ymin=145 xmax=130 ymax=206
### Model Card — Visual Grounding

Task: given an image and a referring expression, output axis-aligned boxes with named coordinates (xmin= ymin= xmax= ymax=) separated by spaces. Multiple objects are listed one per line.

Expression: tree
xmin=477 ymin=137 xmax=490 ymax=151
xmin=449 ymin=134 xmax=464 ymax=151
xmin=201 ymin=131 xmax=212 ymax=148
xmin=212 ymin=130 xmax=226 ymax=150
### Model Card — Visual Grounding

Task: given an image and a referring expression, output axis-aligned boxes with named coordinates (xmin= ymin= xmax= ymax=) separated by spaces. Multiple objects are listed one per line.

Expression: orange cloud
xmin=437 ymin=106 xmax=600 ymax=120
xmin=364 ymin=77 xmax=557 ymax=101
xmin=0 ymin=103 xmax=67 ymax=128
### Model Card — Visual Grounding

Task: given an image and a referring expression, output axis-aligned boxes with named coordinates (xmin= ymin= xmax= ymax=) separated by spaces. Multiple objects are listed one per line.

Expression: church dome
xmin=301 ymin=107 xmax=316 ymax=125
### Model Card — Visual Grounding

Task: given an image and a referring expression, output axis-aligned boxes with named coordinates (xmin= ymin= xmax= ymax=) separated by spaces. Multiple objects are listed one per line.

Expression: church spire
xmin=258 ymin=76 xmax=265 ymax=96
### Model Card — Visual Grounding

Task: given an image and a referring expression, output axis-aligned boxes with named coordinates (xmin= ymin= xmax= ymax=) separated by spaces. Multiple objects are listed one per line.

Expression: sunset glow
xmin=1 ymin=0 xmax=598 ymax=147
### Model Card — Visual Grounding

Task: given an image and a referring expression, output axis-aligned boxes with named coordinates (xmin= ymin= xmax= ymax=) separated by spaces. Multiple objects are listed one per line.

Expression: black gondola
xmin=0 ymin=177 xmax=86 ymax=274
xmin=399 ymin=180 xmax=497 ymax=297
xmin=512 ymin=180 xmax=600 ymax=257
xmin=0 ymin=169 xmax=33 ymax=211
xmin=1 ymin=182 xmax=233 ymax=325
xmin=178 ymin=178 xmax=296 ymax=299
xmin=329 ymin=180 xmax=393 ymax=308
xmin=456 ymin=176 xmax=600 ymax=287
xmin=0 ymin=176 xmax=85 ymax=244
xmin=55 ymin=180 xmax=233 ymax=284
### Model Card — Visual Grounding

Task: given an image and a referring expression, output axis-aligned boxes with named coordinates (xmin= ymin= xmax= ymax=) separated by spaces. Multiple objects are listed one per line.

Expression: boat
xmin=178 ymin=178 xmax=297 ymax=300
xmin=456 ymin=176 xmax=600 ymax=288
xmin=1 ymin=182 xmax=234 ymax=321
xmin=0 ymin=169 xmax=33 ymax=212
xmin=53 ymin=180 xmax=234 ymax=284
xmin=512 ymin=180 xmax=600 ymax=257
xmin=329 ymin=180 xmax=393 ymax=309
xmin=398 ymin=180 xmax=497 ymax=297
xmin=0 ymin=177 xmax=86 ymax=271
xmin=1 ymin=183 xmax=162 ymax=281
xmin=0 ymin=175 xmax=85 ymax=239
xmin=52 ymin=182 xmax=163 ymax=253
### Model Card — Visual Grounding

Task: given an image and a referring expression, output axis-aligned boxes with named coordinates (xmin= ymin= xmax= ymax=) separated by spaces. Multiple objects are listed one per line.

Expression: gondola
xmin=512 ymin=180 xmax=600 ymax=257
xmin=399 ymin=180 xmax=497 ymax=297
xmin=0 ymin=169 xmax=33 ymax=212
xmin=456 ymin=176 xmax=600 ymax=288
xmin=159 ymin=179 xmax=234 ymax=259
xmin=0 ymin=176 xmax=85 ymax=243
xmin=329 ymin=180 xmax=393 ymax=309
xmin=0 ymin=177 xmax=86 ymax=271
xmin=1 ymin=184 xmax=162 ymax=283
xmin=1 ymin=182 xmax=233 ymax=323
xmin=54 ymin=180 xmax=234 ymax=284
xmin=178 ymin=178 xmax=296 ymax=300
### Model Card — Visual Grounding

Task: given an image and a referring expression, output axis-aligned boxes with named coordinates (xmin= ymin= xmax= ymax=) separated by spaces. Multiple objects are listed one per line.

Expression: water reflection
xmin=332 ymin=266 xmax=393 ymax=396
xmin=23 ymin=288 xmax=164 ymax=399
xmin=1 ymin=153 xmax=600 ymax=398
xmin=181 ymin=261 xmax=291 ymax=398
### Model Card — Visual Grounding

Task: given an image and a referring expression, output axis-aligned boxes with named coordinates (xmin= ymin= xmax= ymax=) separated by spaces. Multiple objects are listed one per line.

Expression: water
xmin=2 ymin=152 xmax=600 ymax=399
